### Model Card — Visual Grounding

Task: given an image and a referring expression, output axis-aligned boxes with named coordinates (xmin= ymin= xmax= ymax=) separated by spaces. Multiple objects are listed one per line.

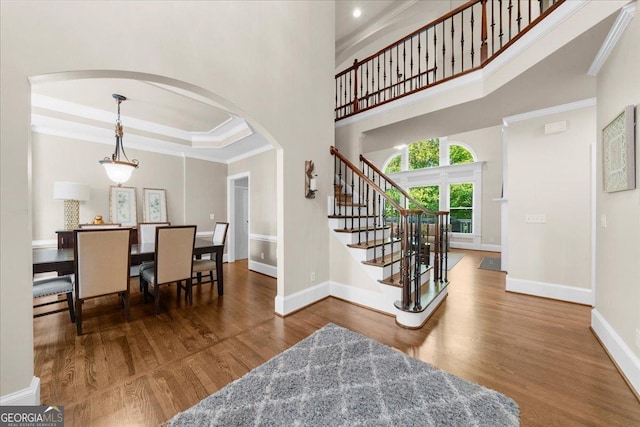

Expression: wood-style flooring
xmin=34 ymin=251 xmax=640 ymax=426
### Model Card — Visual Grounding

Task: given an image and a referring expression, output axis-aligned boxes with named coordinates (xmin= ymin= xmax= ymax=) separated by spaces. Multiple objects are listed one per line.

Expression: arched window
xmin=384 ymin=154 xmax=401 ymax=174
xmin=449 ymin=144 xmax=474 ymax=165
xmin=409 ymin=139 xmax=439 ymax=169
xmin=379 ymin=138 xmax=481 ymax=236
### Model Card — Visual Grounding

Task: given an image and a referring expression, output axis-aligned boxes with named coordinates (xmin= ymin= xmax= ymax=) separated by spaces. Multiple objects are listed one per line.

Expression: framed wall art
xmin=143 ymin=188 xmax=168 ymax=222
xmin=109 ymin=186 xmax=137 ymax=226
xmin=603 ymin=105 xmax=636 ymax=192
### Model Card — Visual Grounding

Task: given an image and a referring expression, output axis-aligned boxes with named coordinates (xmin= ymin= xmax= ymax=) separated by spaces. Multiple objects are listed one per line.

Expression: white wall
xmin=0 ymin=0 xmax=333 ymax=400
xmin=228 ymin=149 xmax=278 ymax=268
xmin=506 ymin=105 xmax=594 ymax=299
xmin=594 ymin=6 xmax=640 ymax=374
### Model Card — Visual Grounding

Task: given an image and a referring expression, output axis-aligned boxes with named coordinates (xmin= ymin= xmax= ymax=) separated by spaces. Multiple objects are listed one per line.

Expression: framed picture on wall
xmin=109 ymin=186 xmax=137 ymax=226
xmin=603 ymin=105 xmax=636 ymax=192
xmin=143 ymin=188 xmax=168 ymax=222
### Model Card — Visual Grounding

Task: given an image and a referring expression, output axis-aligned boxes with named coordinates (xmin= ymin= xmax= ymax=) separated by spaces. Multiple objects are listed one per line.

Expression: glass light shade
xmin=100 ymin=160 xmax=137 ymax=185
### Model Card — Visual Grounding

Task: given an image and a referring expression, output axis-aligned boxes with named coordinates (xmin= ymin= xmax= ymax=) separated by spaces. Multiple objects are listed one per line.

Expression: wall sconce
xmin=53 ymin=182 xmax=90 ymax=230
xmin=305 ymin=160 xmax=317 ymax=199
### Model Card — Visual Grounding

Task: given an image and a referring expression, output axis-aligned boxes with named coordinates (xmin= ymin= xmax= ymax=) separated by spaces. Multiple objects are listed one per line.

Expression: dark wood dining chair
xmin=74 ymin=228 xmax=132 ymax=335
xmin=191 ymin=222 xmax=228 ymax=287
xmin=140 ymin=225 xmax=196 ymax=314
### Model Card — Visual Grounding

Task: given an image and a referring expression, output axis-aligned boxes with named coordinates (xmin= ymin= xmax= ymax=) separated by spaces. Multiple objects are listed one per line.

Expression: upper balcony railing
xmin=335 ymin=0 xmax=564 ymax=121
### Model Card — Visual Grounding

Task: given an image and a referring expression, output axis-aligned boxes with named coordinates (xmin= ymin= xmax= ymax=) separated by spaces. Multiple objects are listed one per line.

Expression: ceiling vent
xmin=544 ymin=120 xmax=567 ymax=134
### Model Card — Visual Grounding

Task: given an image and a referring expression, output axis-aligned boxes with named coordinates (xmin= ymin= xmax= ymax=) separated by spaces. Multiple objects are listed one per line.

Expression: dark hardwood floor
xmin=34 ymin=251 xmax=640 ymax=426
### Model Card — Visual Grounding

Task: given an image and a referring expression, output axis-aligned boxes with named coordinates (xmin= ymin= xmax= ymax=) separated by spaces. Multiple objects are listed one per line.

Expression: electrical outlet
xmin=310 ymin=272 xmax=316 ymax=282
xmin=525 ymin=214 xmax=546 ymax=223
xmin=260 ymin=252 xmax=264 ymax=260
xmin=600 ymin=214 xmax=607 ymax=228
xmin=209 ymin=213 xmax=215 ymax=220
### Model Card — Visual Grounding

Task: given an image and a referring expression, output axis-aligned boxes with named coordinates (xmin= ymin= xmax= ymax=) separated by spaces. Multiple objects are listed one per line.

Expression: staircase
xmin=329 ymin=146 xmax=450 ymax=328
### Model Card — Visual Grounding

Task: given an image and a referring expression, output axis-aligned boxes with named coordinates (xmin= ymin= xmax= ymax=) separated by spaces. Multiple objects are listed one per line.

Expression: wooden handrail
xmin=335 ymin=0 xmax=566 ymax=120
xmin=330 ymin=146 xmax=409 ymax=215
xmin=359 ymin=154 xmax=442 ymax=217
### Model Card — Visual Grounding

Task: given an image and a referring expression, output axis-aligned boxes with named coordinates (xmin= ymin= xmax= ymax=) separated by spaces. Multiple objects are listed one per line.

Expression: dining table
xmin=32 ymin=238 xmax=225 ymax=295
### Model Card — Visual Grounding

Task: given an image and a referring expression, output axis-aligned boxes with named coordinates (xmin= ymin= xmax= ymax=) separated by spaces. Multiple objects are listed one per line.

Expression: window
xmin=449 ymin=183 xmax=473 ymax=233
xmin=408 ymin=186 xmax=439 ymax=212
xmin=449 ymin=144 xmax=474 ymax=165
xmin=409 ymin=139 xmax=439 ymax=169
xmin=381 ymin=139 xmax=480 ymax=238
xmin=384 ymin=155 xmax=401 ymax=174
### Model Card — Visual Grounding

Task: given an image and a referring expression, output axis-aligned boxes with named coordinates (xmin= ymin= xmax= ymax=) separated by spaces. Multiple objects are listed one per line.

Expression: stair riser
xmin=385 ymin=270 xmax=431 ymax=288
xmin=364 ymin=253 xmax=415 ymax=279
xmin=330 ymin=204 xmax=375 ymax=217
xmin=364 ymin=241 xmax=402 ymax=261
xmin=328 ymin=216 xmax=377 ymax=230
xmin=349 ymin=228 xmax=391 ymax=244
xmin=348 ymin=241 xmax=401 ymax=263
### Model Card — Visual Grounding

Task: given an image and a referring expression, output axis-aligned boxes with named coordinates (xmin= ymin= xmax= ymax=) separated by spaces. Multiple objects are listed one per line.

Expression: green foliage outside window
xmin=450 ymin=183 xmax=473 ymax=233
xmin=384 ymin=155 xmax=401 ymax=174
xmin=409 ymin=139 xmax=439 ymax=169
xmin=449 ymin=145 xmax=474 ymax=165
xmin=408 ymin=186 xmax=439 ymax=212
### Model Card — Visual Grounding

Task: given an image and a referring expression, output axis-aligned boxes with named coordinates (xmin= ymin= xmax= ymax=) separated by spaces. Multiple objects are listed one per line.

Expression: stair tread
xmin=333 ymin=225 xmax=390 ymax=233
xmin=379 ymin=265 xmax=432 ymax=286
xmin=347 ymin=237 xmax=400 ymax=249
xmin=362 ymin=250 xmax=409 ymax=267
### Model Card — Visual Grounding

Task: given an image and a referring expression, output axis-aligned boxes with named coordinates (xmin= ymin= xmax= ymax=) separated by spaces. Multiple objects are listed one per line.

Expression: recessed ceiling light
xmin=353 ymin=8 xmax=362 ymax=18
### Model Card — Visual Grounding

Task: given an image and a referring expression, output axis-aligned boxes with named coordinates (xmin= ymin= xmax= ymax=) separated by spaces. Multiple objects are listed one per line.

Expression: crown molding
xmin=587 ymin=2 xmax=636 ymax=76
xmin=31 ymin=93 xmax=253 ymax=146
xmin=502 ymin=98 xmax=596 ymax=125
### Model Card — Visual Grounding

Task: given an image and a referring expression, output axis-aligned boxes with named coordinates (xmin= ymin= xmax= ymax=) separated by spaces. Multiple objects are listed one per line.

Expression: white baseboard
xmin=223 ymin=254 xmax=229 ymax=263
xmin=506 ymin=276 xmax=593 ymax=305
xmin=329 ymin=281 xmax=397 ymax=315
xmin=248 ymin=260 xmax=277 ymax=278
xmin=591 ymin=309 xmax=640 ymax=396
xmin=0 ymin=377 xmax=40 ymax=405
xmin=274 ymin=281 xmax=330 ymax=316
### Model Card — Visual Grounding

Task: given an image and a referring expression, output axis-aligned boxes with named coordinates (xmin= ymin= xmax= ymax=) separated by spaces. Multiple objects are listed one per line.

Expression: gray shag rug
xmin=166 ymin=323 xmax=519 ymax=427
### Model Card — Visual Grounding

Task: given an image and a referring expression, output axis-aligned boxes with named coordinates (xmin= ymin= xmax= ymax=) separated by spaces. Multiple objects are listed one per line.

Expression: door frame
xmin=227 ymin=172 xmax=250 ymax=263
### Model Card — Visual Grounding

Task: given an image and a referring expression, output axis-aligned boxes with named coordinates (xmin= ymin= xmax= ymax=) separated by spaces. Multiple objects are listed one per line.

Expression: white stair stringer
xmin=329 ymin=223 xmax=448 ymax=328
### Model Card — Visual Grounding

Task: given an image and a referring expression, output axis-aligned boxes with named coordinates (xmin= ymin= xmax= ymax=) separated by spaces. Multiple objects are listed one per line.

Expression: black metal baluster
xmin=417 ymin=34 xmax=421 ymax=88
xmin=342 ymin=160 xmax=347 ymax=230
xmin=491 ymin=0 xmax=496 ymax=55
xmin=517 ymin=0 xmax=522 ymax=32
xmin=403 ymin=41 xmax=407 ymax=94
xmin=350 ymin=169 xmax=355 ymax=230
xmin=333 ymin=154 xmax=338 ymax=216
xmin=358 ymin=172 xmax=362 ymax=244
xmin=383 ymin=51 xmax=387 ymax=101
xmin=365 ymin=182 xmax=370 ymax=244
xmin=433 ymin=24 xmax=438 ymax=82
xmin=442 ymin=21 xmax=446 ymax=79
xmin=414 ymin=214 xmax=422 ymax=311
xmin=508 ymin=0 xmax=513 ymax=40
xmin=529 ymin=0 xmax=532 ymax=25
xmin=410 ymin=38 xmax=414 ymax=90
xmin=462 ymin=9 xmax=466 ymax=71
xmin=499 ymin=0 xmax=504 ymax=48
xmin=451 ymin=16 xmax=455 ymax=76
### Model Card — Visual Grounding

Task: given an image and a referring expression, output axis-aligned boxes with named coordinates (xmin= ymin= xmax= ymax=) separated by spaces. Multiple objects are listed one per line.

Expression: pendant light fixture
xmin=99 ymin=94 xmax=138 ymax=185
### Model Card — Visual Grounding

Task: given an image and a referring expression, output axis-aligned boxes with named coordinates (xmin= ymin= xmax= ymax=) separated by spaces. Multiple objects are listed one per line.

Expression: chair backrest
xmin=79 ymin=223 xmax=122 ymax=229
xmin=155 ymin=225 xmax=196 ymax=285
xmin=74 ymin=228 xmax=131 ymax=299
xmin=213 ymin=222 xmax=229 ymax=245
xmin=138 ymin=222 xmax=171 ymax=245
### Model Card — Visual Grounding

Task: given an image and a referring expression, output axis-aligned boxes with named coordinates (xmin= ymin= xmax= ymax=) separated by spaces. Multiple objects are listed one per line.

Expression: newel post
xmin=352 ymin=58 xmax=359 ymax=113
xmin=480 ymin=0 xmax=488 ymax=63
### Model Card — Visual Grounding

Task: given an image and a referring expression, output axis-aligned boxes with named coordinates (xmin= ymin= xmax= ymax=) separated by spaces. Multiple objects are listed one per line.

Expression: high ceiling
xmin=31 ymin=1 xmax=415 ymax=164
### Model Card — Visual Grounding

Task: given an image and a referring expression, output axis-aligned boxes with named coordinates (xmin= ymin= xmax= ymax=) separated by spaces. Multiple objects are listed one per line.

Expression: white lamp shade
xmin=53 ymin=182 xmax=90 ymax=201
xmin=102 ymin=162 xmax=135 ymax=185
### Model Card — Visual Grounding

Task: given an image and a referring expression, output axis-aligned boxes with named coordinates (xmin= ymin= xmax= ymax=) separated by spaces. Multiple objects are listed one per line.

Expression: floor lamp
xmin=54 ymin=182 xmax=90 ymax=230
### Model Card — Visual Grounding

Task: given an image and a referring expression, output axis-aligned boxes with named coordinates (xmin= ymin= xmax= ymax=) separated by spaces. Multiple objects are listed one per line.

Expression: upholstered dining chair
xmin=191 ymin=222 xmax=228 ymax=287
xmin=133 ymin=222 xmax=171 ymax=278
xmin=138 ymin=222 xmax=171 ymax=245
xmin=140 ymin=225 xmax=196 ymax=314
xmin=74 ymin=228 xmax=132 ymax=335
xmin=33 ymin=275 xmax=75 ymax=322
